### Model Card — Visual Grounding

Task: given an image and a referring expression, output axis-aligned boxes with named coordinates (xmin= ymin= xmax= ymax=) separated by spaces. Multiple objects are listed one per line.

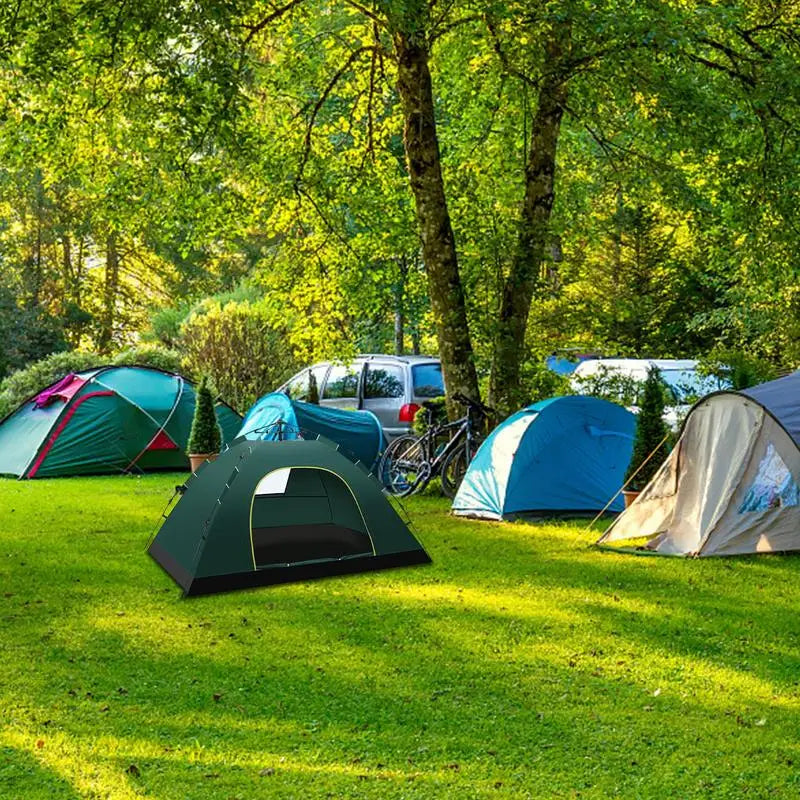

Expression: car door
xmin=362 ymin=361 xmax=407 ymax=435
xmin=320 ymin=362 xmax=364 ymax=412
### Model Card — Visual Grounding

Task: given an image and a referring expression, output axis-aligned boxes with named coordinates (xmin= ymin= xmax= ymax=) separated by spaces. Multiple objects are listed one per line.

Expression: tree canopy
xmin=0 ymin=0 xmax=798 ymax=406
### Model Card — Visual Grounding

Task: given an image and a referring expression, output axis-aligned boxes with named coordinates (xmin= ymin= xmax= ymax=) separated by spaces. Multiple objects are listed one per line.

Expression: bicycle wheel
xmin=378 ymin=434 xmax=431 ymax=497
xmin=440 ymin=443 xmax=472 ymax=499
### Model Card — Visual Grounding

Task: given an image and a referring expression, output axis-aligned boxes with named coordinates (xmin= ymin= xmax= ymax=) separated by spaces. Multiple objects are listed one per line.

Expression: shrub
xmin=112 ymin=344 xmax=183 ymax=374
xmin=697 ymin=348 xmax=777 ymax=391
xmin=0 ymin=288 xmax=67 ymax=378
xmin=625 ymin=366 xmax=670 ymax=490
xmin=518 ymin=361 xmax=571 ymax=405
xmin=0 ymin=345 xmax=185 ymax=419
xmin=0 ymin=351 xmax=100 ymax=418
xmin=571 ymin=365 xmax=643 ymax=407
xmin=187 ymin=376 xmax=222 ymax=455
xmin=412 ymin=396 xmax=447 ymax=435
xmin=180 ymin=300 xmax=298 ymax=413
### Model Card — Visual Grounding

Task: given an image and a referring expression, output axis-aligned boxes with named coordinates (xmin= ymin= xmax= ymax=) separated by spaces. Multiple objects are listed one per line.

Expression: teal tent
xmin=238 ymin=392 xmax=385 ymax=471
xmin=0 ymin=366 xmax=241 ymax=478
xmin=149 ymin=438 xmax=430 ymax=595
xmin=452 ymin=396 xmax=636 ymax=519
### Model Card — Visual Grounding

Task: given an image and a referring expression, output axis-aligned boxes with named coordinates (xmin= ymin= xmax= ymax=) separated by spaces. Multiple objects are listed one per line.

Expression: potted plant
xmin=623 ymin=365 xmax=669 ymax=507
xmin=187 ymin=376 xmax=222 ymax=471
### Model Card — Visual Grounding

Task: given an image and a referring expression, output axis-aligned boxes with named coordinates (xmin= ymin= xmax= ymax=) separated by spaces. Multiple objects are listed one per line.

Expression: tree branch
xmin=294 ymin=45 xmax=376 ymax=187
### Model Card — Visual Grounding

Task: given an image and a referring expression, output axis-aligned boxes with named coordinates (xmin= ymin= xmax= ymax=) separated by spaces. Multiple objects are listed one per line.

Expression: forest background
xmin=1 ymin=0 xmax=798 ymax=416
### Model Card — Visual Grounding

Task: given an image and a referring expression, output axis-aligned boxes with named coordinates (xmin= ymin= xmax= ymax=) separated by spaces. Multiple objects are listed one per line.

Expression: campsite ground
xmin=1 ymin=475 xmax=799 ymax=799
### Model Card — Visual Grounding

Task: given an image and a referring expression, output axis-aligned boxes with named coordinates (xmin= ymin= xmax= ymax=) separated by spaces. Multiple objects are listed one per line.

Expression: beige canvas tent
xmin=597 ymin=372 xmax=800 ymax=556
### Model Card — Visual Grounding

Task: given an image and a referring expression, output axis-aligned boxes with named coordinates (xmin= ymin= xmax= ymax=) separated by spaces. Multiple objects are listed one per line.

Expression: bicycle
xmin=378 ymin=393 xmax=493 ymax=498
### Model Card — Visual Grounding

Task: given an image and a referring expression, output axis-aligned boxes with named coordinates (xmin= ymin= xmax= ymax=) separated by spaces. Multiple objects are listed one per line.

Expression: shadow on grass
xmin=0 ymin=744 xmax=83 ymax=799
xmin=3 ymin=482 xmax=800 ymax=796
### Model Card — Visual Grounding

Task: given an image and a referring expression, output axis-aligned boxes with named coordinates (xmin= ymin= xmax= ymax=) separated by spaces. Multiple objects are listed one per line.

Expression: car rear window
xmin=365 ymin=365 xmax=405 ymax=399
xmin=412 ymin=363 xmax=444 ymax=398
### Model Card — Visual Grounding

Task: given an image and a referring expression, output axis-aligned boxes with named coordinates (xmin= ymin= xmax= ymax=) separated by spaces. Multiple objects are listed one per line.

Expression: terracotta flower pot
xmin=189 ymin=453 xmax=218 ymax=472
xmin=622 ymin=489 xmax=641 ymax=509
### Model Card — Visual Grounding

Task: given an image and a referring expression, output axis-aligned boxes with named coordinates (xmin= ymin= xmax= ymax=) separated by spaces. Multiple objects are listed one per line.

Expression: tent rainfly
xmin=0 ymin=366 xmax=241 ymax=478
xmin=452 ymin=396 xmax=636 ymax=519
xmin=148 ymin=438 xmax=430 ymax=595
xmin=597 ymin=371 xmax=800 ymax=556
xmin=238 ymin=392 xmax=385 ymax=471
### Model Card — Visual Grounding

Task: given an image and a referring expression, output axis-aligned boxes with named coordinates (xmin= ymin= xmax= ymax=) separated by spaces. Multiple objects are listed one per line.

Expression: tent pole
xmin=587 ymin=432 xmax=672 ymax=533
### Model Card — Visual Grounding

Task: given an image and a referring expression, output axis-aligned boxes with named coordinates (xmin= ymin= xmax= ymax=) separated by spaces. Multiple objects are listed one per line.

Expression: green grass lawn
xmin=2 ymin=474 xmax=800 ymax=799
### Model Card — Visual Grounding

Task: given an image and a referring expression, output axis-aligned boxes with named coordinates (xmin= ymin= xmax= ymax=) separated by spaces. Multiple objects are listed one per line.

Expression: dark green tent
xmin=148 ymin=438 xmax=430 ymax=595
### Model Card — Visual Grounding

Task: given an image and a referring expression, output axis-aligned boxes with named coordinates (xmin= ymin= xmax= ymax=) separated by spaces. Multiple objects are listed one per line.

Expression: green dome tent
xmin=0 ymin=365 xmax=241 ymax=478
xmin=148 ymin=438 xmax=430 ymax=595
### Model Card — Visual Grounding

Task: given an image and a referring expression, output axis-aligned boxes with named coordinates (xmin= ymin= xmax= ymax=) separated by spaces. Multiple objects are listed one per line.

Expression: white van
xmin=571 ymin=358 xmax=728 ymax=429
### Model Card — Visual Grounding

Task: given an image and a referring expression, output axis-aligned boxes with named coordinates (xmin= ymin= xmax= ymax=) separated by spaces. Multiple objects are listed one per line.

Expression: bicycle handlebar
xmin=452 ymin=392 xmax=494 ymax=418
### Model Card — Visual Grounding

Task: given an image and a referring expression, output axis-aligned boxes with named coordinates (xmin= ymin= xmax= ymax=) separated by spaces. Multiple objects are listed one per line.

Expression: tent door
xmin=250 ymin=467 xmax=373 ymax=568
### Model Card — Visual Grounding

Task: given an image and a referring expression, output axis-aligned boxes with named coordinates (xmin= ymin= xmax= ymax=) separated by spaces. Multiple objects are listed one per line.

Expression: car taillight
xmin=398 ymin=403 xmax=421 ymax=423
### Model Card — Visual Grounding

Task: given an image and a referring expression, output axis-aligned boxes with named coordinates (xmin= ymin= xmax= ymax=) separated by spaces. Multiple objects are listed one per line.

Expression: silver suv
xmin=278 ymin=354 xmax=444 ymax=438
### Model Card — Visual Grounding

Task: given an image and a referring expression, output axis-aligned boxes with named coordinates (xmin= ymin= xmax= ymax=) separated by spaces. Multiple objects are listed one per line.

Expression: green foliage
xmin=0 ymin=345 xmax=185 ymax=418
xmin=180 ymin=299 xmax=298 ymax=413
xmin=572 ymin=366 xmax=644 ymax=408
xmin=625 ymin=366 xmax=670 ymax=490
xmin=0 ymin=289 xmax=67 ymax=379
xmin=187 ymin=376 xmax=222 ymax=455
xmin=0 ymin=351 xmax=100 ymax=418
xmin=111 ymin=345 xmax=184 ymax=374
xmin=697 ymin=347 xmax=778 ymax=391
xmin=518 ymin=361 xmax=571 ymax=406
xmin=412 ymin=396 xmax=447 ymax=435
xmin=3 ymin=479 xmax=800 ymax=797
xmin=144 ymin=306 xmax=191 ymax=349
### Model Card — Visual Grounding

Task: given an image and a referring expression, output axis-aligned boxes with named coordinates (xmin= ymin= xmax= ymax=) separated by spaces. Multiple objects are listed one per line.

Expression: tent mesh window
xmin=250 ymin=467 xmax=373 ymax=568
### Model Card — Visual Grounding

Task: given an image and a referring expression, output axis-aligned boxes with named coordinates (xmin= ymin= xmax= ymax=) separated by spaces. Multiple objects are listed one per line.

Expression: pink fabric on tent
xmin=34 ymin=374 xmax=86 ymax=408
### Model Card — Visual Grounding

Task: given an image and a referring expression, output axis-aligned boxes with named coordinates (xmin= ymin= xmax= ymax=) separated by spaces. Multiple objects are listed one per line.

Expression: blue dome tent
xmin=452 ymin=396 xmax=636 ymax=519
xmin=238 ymin=392 xmax=385 ymax=471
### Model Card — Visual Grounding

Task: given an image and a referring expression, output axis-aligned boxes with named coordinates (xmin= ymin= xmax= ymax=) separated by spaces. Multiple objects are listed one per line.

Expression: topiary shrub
xmin=625 ymin=365 xmax=669 ymax=490
xmin=187 ymin=376 xmax=222 ymax=455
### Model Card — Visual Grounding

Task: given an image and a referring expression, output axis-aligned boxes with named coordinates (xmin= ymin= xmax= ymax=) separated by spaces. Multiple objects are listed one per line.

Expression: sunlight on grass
xmin=3 ymin=475 xmax=800 ymax=798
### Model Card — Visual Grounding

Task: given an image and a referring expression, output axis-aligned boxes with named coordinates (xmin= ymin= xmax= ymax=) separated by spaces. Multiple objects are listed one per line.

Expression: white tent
xmin=597 ymin=372 xmax=800 ymax=556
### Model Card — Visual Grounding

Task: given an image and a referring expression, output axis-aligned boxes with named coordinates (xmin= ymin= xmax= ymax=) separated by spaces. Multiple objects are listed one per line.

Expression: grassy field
xmin=1 ymin=474 xmax=799 ymax=799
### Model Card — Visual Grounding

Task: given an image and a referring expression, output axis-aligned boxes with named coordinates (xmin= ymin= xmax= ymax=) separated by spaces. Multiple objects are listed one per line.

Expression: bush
xmin=518 ymin=361 xmax=571 ymax=405
xmin=412 ymin=396 xmax=447 ymax=435
xmin=145 ymin=306 xmax=191 ymax=349
xmin=0 ymin=344 xmax=185 ymax=419
xmin=180 ymin=300 xmax=298 ymax=413
xmin=697 ymin=348 xmax=777 ymax=391
xmin=112 ymin=345 xmax=183 ymax=374
xmin=572 ymin=365 xmax=644 ymax=407
xmin=625 ymin=366 xmax=670 ymax=490
xmin=187 ymin=376 xmax=222 ymax=455
xmin=0 ymin=351 xmax=100 ymax=418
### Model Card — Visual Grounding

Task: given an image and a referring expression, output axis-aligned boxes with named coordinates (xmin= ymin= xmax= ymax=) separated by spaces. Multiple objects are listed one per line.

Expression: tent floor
xmin=149 ymin=540 xmax=431 ymax=596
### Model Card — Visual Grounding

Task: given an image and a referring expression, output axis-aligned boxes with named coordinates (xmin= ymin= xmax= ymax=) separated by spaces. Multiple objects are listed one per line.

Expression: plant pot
xmin=622 ymin=489 xmax=641 ymax=509
xmin=189 ymin=453 xmax=217 ymax=472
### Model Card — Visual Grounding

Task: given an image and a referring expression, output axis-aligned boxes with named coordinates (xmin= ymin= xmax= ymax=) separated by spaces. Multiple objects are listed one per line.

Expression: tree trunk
xmin=98 ymin=233 xmax=119 ymax=354
xmin=488 ymin=31 xmax=569 ymax=416
xmin=393 ymin=256 xmax=406 ymax=355
xmin=394 ymin=33 xmax=480 ymax=412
